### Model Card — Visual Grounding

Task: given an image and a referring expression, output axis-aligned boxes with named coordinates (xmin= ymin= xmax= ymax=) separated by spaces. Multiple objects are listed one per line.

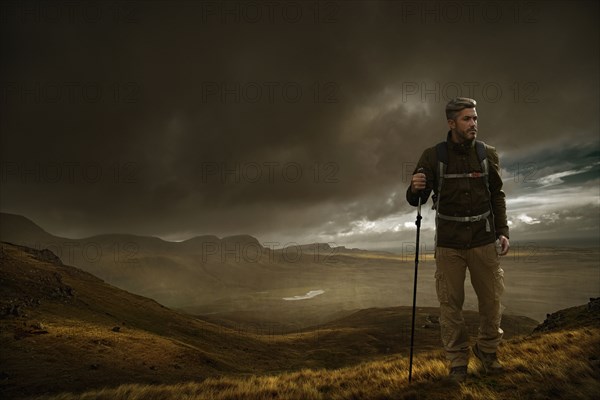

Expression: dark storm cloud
xmin=498 ymin=138 xmax=599 ymax=246
xmin=1 ymin=0 xmax=598 ymax=245
xmin=501 ymin=140 xmax=600 ymax=190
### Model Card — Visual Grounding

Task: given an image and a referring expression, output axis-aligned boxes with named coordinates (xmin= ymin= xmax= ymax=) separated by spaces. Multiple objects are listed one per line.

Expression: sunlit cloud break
xmin=535 ymin=162 xmax=600 ymax=188
xmin=516 ymin=214 xmax=541 ymax=225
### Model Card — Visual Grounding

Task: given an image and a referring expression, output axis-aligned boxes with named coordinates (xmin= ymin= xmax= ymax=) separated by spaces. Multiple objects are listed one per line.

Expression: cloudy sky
xmin=1 ymin=0 xmax=598 ymax=251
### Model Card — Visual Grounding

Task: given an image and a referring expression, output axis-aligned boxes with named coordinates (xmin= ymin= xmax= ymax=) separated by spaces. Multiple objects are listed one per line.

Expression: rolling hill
xmin=2 ymin=212 xmax=599 ymax=329
xmin=0 ymin=241 xmax=547 ymax=399
xmin=0 ymin=213 xmax=425 ymax=328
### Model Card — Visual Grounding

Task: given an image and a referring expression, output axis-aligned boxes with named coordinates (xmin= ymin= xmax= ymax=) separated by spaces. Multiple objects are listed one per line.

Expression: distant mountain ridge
xmin=0 ymin=212 xmax=381 ymax=257
xmin=0 ymin=213 xmax=397 ymax=320
xmin=0 ymin=212 xmax=266 ymax=249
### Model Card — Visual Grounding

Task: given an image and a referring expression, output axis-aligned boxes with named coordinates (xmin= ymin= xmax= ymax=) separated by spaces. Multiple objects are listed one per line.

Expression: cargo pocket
xmin=486 ymin=242 xmax=500 ymax=263
xmin=493 ymin=267 xmax=505 ymax=300
xmin=435 ymin=270 xmax=449 ymax=304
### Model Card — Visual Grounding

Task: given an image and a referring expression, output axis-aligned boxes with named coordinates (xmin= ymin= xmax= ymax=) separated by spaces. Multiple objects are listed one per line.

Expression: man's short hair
xmin=446 ymin=97 xmax=477 ymax=120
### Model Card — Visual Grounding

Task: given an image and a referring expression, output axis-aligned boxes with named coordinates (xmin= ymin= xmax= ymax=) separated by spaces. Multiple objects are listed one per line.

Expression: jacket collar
xmin=446 ymin=130 xmax=475 ymax=154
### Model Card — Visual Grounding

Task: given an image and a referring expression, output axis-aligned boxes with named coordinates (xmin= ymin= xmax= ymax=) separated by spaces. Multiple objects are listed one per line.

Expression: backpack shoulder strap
xmin=475 ymin=140 xmax=490 ymax=191
xmin=433 ymin=142 xmax=447 ymax=213
xmin=475 ymin=140 xmax=487 ymax=162
xmin=435 ymin=141 xmax=448 ymax=165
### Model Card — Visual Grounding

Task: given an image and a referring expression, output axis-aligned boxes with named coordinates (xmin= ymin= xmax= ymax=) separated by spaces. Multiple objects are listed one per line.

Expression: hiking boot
xmin=448 ymin=365 xmax=468 ymax=383
xmin=473 ymin=343 xmax=504 ymax=374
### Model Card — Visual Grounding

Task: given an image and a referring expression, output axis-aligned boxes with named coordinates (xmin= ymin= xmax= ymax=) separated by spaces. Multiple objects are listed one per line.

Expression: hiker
xmin=406 ymin=97 xmax=510 ymax=382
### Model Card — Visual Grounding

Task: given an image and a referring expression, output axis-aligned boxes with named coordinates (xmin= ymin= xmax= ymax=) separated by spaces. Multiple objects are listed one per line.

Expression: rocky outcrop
xmin=1 ymin=244 xmax=74 ymax=319
xmin=534 ymin=298 xmax=600 ymax=333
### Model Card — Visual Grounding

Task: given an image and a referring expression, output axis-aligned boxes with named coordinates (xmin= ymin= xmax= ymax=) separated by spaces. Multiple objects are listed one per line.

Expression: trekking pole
xmin=408 ymin=169 xmax=424 ymax=383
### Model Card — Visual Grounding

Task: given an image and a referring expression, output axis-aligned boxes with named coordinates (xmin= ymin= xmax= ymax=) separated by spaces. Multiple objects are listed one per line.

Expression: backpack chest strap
xmin=443 ymin=172 xmax=488 ymax=179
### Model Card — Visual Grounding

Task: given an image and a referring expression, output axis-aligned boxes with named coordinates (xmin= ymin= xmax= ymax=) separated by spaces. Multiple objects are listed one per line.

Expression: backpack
xmin=432 ymin=140 xmax=492 ymax=233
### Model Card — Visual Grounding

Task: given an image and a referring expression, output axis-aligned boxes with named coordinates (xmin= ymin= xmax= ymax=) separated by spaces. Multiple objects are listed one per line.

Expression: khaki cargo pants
xmin=435 ymin=242 xmax=505 ymax=367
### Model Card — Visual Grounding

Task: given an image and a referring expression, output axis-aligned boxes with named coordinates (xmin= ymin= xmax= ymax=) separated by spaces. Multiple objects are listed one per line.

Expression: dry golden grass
xmin=32 ymin=327 xmax=600 ymax=400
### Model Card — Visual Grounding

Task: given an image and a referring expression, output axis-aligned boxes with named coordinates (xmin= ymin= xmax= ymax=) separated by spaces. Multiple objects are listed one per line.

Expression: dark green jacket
xmin=406 ymin=132 xmax=509 ymax=249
